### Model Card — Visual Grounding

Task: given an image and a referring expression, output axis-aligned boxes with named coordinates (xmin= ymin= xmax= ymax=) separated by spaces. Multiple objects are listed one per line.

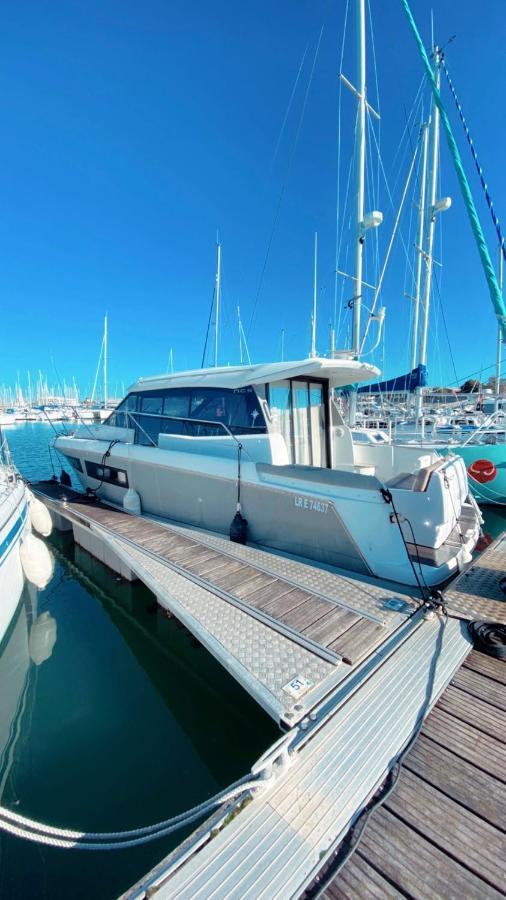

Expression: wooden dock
xmin=318 ymin=648 xmax=506 ymax=900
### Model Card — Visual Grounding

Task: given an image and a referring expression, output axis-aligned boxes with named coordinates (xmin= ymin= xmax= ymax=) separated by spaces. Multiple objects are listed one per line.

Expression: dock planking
xmin=319 ymin=651 xmax=506 ymax=900
xmin=32 ymin=480 xmax=398 ymax=666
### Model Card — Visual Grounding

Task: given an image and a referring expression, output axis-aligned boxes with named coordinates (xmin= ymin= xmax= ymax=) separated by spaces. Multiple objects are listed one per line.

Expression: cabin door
xmin=267 ymin=378 xmax=329 ymax=468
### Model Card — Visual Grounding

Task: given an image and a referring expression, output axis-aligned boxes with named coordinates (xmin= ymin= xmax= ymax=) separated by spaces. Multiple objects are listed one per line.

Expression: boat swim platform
xmin=32 ymin=479 xmax=422 ymax=726
xmin=315 ymin=648 xmax=506 ymax=900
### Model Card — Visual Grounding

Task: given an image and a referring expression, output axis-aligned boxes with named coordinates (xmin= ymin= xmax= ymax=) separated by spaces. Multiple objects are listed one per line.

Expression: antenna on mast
xmin=311 ymin=232 xmax=318 ymax=357
xmin=214 ymin=236 xmax=221 ymax=368
xmin=103 ymin=313 xmax=108 ymax=410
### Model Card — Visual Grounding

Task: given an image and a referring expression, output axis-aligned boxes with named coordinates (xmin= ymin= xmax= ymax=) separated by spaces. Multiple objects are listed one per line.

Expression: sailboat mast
xmin=410 ymin=122 xmax=429 ymax=372
xmin=311 ymin=232 xmax=318 ymax=357
xmin=353 ymin=0 xmax=367 ymax=358
xmin=103 ymin=314 xmax=108 ymax=409
xmin=416 ymin=48 xmax=441 ymax=416
xmin=214 ymin=242 xmax=221 ymax=368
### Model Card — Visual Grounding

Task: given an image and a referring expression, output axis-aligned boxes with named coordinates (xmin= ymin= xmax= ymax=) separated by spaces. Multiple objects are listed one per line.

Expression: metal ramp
xmin=32 ymin=481 xmax=414 ymax=725
xmin=122 ymin=614 xmax=473 ymax=900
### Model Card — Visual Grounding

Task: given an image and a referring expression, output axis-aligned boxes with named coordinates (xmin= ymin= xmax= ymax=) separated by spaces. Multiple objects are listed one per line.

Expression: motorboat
xmin=55 ymin=357 xmax=481 ymax=589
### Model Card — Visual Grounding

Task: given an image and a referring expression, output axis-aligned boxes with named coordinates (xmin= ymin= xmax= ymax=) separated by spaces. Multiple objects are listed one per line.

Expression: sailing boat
xmin=363 ymin=41 xmax=506 ymax=506
xmin=54 ymin=1 xmax=481 ymax=588
xmin=73 ymin=315 xmax=112 ymax=424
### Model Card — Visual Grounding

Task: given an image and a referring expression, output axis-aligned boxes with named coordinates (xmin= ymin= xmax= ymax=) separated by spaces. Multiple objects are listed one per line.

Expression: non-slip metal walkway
xmin=32 ymin=480 xmax=416 ymax=725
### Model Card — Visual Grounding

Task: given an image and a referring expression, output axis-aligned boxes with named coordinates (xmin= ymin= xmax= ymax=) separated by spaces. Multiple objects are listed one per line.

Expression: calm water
xmin=0 ymin=423 xmax=279 ymax=899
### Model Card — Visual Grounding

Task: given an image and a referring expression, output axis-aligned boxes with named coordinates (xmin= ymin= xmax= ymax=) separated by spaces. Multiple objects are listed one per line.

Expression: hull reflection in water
xmin=0 ymin=584 xmax=57 ymax=798
xmin=0 ymin=530 xmax=277 ymax=900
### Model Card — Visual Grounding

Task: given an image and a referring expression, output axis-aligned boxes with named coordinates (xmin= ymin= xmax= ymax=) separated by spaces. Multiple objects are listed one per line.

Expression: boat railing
xmin=126 ymin=409 xmax=257 ymax=458
xmin=460 ymin=409 xmax=505 ymax=446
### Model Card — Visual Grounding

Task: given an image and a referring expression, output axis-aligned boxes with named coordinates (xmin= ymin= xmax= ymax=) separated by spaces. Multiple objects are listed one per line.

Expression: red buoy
xmin=467 ymin=458 xmax=497 ymax=484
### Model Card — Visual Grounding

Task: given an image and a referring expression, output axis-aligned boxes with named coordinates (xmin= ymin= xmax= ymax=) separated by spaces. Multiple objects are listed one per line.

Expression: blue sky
xmin=0 ymin=0 xmax=504 ymax=399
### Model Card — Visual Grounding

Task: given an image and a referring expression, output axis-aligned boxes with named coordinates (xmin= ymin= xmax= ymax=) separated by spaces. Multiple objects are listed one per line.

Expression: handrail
xmin=460 ymin=410 xmax=504 ymax=447
xmin=126 ymin=410 xmax=262 ymax=459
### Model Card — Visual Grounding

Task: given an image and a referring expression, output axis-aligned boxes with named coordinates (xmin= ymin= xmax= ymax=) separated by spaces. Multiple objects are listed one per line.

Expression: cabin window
xmin=65 ymin=455 xmax=83 ymax=473
xmin=85 ymin=460 xmax=129 ymax=487
xmin=309 ymin=383 xmax=326 ymax=467
xmin=268 ymin=381 xmax=293 ymax=460
xmin=292 ymin=381 xmax=311 ymax=465
xmin=108 ymin=393 xmax=138 ymax=429
xmin=267 ymin=378 xmax=329 ymax=467
xmin=135 ymin=395 xmax=164 ymax=445
xmin=188 ymin=387 xmax=263 ymax=436
xmin=121 ymin=386 xmax=267 ymax=446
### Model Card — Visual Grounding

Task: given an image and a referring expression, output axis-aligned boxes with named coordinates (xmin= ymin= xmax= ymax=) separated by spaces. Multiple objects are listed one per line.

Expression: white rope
xmin=0 ymin=776 xmax=266 ymax=850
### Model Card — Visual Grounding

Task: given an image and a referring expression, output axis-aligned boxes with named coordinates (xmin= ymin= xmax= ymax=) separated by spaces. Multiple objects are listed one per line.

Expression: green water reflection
xmin=0 ymin=529 xmax=278 ymax=899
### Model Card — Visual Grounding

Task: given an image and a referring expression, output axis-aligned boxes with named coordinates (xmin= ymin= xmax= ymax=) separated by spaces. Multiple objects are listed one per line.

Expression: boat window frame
xmin=265 ymin=376 xmax=331 ymax=468
xmin=112 ymin=386 xmax=267 ymax=445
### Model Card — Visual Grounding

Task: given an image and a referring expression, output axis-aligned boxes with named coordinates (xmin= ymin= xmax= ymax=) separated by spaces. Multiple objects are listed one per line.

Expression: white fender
xmin=29 ymin=612 xmax=57 ymax=665
xmin=20 ymin=534 xmax=55 ymax=589
xmin=26 ymin=490 xmax=53 ymax=537
xmin=123 ymin=488 xmax=141 ymax=515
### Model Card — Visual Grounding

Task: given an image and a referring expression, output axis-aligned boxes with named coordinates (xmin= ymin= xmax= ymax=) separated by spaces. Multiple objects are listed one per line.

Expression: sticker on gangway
xmin=283 ymin=675 xmax=314 ymax=699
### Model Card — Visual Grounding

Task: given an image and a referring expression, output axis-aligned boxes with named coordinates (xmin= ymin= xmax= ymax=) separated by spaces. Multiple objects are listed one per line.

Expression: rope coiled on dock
xmin=0 ymin=773 xmax=264 ymax=850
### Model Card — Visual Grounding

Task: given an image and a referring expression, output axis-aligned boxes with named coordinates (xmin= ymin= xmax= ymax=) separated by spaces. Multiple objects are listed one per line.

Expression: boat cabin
xmin=104 ymin=358 xmax=379 ymax=469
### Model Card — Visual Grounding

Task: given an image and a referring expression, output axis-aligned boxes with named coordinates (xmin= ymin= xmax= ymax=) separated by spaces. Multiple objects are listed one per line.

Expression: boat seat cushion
xmin=256 ymin=463 xmax=382 ymax=492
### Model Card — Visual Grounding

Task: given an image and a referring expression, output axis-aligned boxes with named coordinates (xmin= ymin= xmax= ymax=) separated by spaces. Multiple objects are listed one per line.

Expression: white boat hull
xmin=0 ymin=478 xmax=30 ymax=646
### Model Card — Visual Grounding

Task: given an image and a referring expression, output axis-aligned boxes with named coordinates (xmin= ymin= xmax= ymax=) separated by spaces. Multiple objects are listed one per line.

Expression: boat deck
xmin=32 ymin=479 xmax=419 ymax=725
xmin=318 ymin=648 xmax=506 ymax=900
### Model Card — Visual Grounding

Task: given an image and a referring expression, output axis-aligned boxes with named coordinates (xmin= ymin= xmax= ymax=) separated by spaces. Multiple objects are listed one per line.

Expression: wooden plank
xmin=84 ymin=509 xmax=124 ymax=527
xmin=359 ymin=807 xmax=504 ymax=900
xmin=422 ymin=707 xmax=506 ymax=782
xmin=280 ymin=596 xmax=333 ymax=632
xmin=244 ymin=579 xmax=297 ymax=610
xmin=329 ymin=619 xmax=385 ymax=660
xmin=385 ymin=768 xmax=506 ymax=893
xmin=451 ymin=667 xmax=506 ymax=712
xmin=233 ymin=573 xmax=278 ymax=600
xmin=324 ymin=850 xmax=408 ymax=899
xmin=304 ymin=607 xmax=360 ymax=646
xmin=142 ymin=534 xmax=189 ymax=554
xmin=157 ymin=541 xmax=202 ymax=562
xmin=182 ymin=550 xmax=225 ymax=575
xmin=172 ymin=545 xmax=219 ymax=566
xmin=195 ymin=557 xmax=246 ymax=580
xmin=210 ymin=566 xmax=264 ymax=592
xmin=404 ymin=734 xmax=506 ymax=830
xmin=259 ymin=587 xmax=315 ymax=617
xmin=437 ymin=684 xmax=506 ymax=744
xmin=464 ymin=651 xmax=506 ymax=685
xmin=128 ymin=526 xmax=176 ymax=547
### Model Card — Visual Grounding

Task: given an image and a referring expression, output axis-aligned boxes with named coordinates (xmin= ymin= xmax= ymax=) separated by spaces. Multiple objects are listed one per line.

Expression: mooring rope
xmin=0 ymin=774 xmax=266 ymax=850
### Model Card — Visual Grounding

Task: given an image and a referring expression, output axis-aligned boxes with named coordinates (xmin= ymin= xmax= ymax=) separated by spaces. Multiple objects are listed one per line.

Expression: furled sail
xmin=357 ymin=364 xmax=427 ymax=394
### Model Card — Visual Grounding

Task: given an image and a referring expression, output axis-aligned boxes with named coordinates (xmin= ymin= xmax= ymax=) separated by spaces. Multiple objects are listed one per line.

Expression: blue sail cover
xmin=357 ymin=364 xmax=427 ymax=394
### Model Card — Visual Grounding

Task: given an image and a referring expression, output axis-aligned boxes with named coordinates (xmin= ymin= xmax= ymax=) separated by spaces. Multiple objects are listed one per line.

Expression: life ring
xmin=467 ymin=458 xmax=497 ymax=484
